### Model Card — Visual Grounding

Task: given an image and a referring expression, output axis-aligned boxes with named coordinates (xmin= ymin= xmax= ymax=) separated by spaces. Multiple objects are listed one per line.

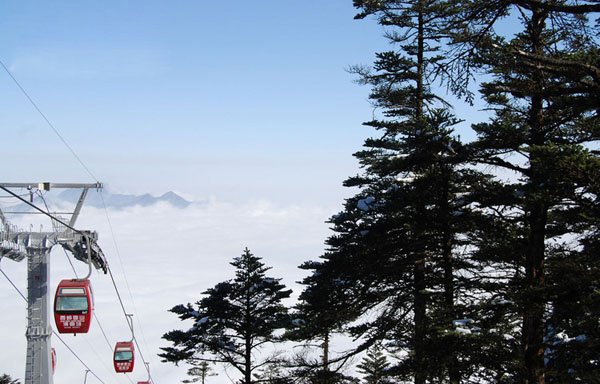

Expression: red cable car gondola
xmin=54 ymin=278 xmax=93 ymax=334
xmin=114 ymin=341 xmax=135 ymax=373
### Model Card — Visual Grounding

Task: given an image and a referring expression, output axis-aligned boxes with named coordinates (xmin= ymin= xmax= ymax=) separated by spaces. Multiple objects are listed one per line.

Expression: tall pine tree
xmin=447 ymin=1 xmax=600 ymax=382
xmin=297 ymin=1 xmax=482 ymax=382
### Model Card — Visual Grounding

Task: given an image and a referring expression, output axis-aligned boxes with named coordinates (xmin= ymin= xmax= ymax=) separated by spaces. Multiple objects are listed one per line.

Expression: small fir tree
xmin=182 ymin=361 xmax=217 ymax=384
xmin=0 ymin=375 xmax=20 ymax=384
xmin=356 ymin=345 xmax=394 ymax=384
xmin=160 ymin=248 xmax=292 ymax=384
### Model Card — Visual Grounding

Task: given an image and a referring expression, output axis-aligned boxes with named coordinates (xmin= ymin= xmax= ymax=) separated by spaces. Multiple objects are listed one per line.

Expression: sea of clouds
xmin=0 ymin=196 xmax=340 ymax=384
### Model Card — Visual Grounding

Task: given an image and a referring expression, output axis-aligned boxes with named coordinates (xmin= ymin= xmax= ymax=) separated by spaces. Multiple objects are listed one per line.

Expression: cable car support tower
xmin=0 ymin=182 xmax=107 ymax=384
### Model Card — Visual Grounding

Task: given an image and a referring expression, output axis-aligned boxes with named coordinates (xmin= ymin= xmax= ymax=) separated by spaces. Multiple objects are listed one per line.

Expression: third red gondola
xmin=114 ymin=341 xmax=135 ymax=373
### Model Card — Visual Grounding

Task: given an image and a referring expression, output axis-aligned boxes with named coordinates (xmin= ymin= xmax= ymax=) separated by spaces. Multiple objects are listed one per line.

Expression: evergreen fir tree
xmin=160 ymin=248 xmax=292 ymax=384
xmin=182 ymin=361 xmax=217 ymax=384
xmin=0 ymin=375 xmax=20 ymax=384
xmin=253 ymin=362 xmax=293 ymax=384
xmin=286 ymin=259 xmax=362 ymax=381
xmin=447 ymin=1 xmax=600 ymax=382
xmin=356 ymin=345 xmax=394 ymax=384
xmin=298 ymin=1 xmax=483 ymax=383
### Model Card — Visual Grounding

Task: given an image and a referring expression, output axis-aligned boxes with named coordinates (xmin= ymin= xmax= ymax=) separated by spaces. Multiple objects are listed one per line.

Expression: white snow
xmin=357 ymin=196 xmax=376 ymax=211
xmin=197 ymin=316 xmax=210 ymax=325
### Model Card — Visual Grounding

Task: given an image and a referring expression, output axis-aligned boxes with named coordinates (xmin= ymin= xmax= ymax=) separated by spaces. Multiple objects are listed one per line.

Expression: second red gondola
xmin=114 ymin=341 xmax=135 ymax=373
xmin=54 ymin=279 xmax=94 ymax=334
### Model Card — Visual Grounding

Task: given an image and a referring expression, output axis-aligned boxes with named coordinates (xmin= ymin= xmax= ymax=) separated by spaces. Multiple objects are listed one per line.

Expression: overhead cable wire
xmin=62 ymin=247 xmax=79 ymax=281
xmin=0 ymin=59 xmax=98 ymax=182
xmin=0 ymin=266 xmax=27 ymax=302
xmin=53 ymin=332 xmax=108 ymax=384
xmin=99 ymin=191 xmax=154 ymax=373
xmin=93 ymin=312 xmax=114 ymax=353
xmin=107 ymin=265 xmax=154 ymax=382
xmin=37 ymin=191 xmax=62 ymax=236
xmin=54 ymin=216 xmax=115 ymax=357
xmin=0 ymin=192 xmax=31 ymax=199
xmin=0 ymin=185 xmax=85 ymax=236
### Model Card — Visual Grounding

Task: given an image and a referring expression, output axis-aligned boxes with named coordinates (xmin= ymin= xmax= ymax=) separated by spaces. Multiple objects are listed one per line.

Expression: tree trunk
xmin=413 ymin=5 xmax=427 ymax=384
xmin=245 ymin=334 xmax=252 ymax=384
xmin=522 ymin=7 xmax=547 ymax=384
xmin=414 ymin=255 xmax=427 ymax=384
xmin=441 ymin=172 xmax=460 ymax=384
xmin=322 ymin=331 xmax=330 ymax=371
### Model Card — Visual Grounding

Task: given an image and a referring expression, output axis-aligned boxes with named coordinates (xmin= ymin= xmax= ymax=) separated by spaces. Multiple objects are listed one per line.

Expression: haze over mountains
xmin=58 ymin=189 xmax=192 ymax=209
xmin=2 ymin=189 xmax=192 ymax=212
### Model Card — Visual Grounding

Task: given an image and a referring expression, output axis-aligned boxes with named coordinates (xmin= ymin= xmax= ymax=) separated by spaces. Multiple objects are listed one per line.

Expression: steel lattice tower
xmin=0 ymin=182 xmax=107 ymax=384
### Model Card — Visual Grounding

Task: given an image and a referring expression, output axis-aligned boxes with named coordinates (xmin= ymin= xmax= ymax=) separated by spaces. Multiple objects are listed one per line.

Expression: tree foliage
xmin=448 ymin=1 xmax=600 ymax=382
xmin=160 ymin=248 xmax=292 ymax=384
xmin=295 ymin=1 xmax=600 ymax=383
xmin=182 ymin=361 xmax=217 ymax=384
xmin=356 ymin=345 xmax=394 ymax=384
xmin=0 ymin=375 xmax=20 ymax=384
xmin=296 ymin=1 xmax=483 ymax=383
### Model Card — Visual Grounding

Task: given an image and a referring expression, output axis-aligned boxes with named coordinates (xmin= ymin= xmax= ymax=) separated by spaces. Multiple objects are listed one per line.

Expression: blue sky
xmin=0 ymin=1 xmax=402 ymax=205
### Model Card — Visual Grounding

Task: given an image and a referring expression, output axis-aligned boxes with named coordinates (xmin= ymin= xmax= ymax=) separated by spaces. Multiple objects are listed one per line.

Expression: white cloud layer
xmin=0 ymin=198 xmax=337 ymax=383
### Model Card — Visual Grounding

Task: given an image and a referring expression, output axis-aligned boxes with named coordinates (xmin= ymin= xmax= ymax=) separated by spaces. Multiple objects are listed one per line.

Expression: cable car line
xmin=99 ymin=192 xmax=153 ymax=349
xmin=0 ymin=59 xmax=98 ymax=183
xmin=52 ymin=332 xmax=107 ymax=384
xmin=107 ymin=265 xmax=154 ymax=382
xmin=99 ymin=191 xmax=154 ymax=382
xmin=57 ymin=228 xmax=116 ymax=361
xmin=0 ymin=185 xmax=92 ymax=240
xmin=94 ymin=311 xmax=113 ymax=350
xmin=38 ymin=191 xmax=108 ymax=347
xmin=0 ymin=65 xmax=129 ymax=336
xmin=37 ymin=190 xmax=60 ymax=233
xmin=0 ymin=265 xmax=27 ymax=302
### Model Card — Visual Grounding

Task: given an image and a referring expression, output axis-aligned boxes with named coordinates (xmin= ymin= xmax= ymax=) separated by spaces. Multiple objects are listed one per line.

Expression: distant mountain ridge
xmin=56 ymin=189 xmax=192 ymax=209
